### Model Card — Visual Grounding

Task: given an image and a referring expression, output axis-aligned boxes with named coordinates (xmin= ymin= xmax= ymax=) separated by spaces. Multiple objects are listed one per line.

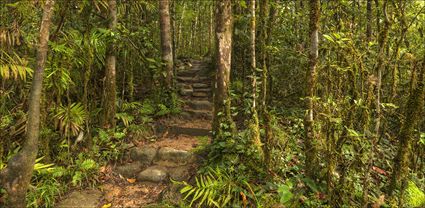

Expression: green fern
xmin=115 ymin=112 xmax=134 ymax=127
xmin=175 ymin=167 xmax=235 ymax=208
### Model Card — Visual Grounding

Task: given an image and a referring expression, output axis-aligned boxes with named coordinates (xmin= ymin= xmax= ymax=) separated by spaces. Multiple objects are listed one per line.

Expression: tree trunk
xmin=304 ymin=0 xmax=320 ymax=180
xmin=0 ymin=0 xmax=55 ymax=207
xmin=102 ymin=0 xmax=117 ymax=129
xmin=159 ymin=0 xmax=174 ymax=89
xmin=388 ymin=62 xmax=425 ymax=196
xmin=249 ymin=0 xmax=263 ymax=159
xmin=212 ymin=0 xmax=235 ymax=138
xmin=363 ymin=1 xmax=390 ymax=205
xmin=366 ymin=0 xmax=372 ymax=41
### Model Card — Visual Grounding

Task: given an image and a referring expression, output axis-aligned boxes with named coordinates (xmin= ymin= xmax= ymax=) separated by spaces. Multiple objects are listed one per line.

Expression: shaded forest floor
xmin=56 ymin=117 xmax=211 ymax=208
xmin=56 ymin=59 xmax=213 ymax=207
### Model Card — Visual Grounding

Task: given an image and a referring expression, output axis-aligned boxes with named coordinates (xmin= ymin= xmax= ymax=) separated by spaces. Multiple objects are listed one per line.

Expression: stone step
xmin=137 ymin=166 xmax=168 ymax=183
xmin=192 ymin=83 xmax=210 ymax=89
xmin=154 ymin=147 xmax=193 ymax=166
xmin=168 ymin=125 xmax=211 ymax=137
xmin=192 ymin=92 xmax=209 ymax=98
xmin=179 ymin=88 xmax=193 ymax=96
xmin=185 ymin=109 xmax=212 ymax=120
xmin=130 ymin=146 xmax=157 ymax=166
xmin=187 ymin=100 xmax=212 ymax=110
xmin=176 ymin=76 xmax=193 ymax=83
xmin=193 ymin=88 xmax=212 ymax=93
xmin=192 ymin=76 xmax=210 ymax=82
xmin=176 ymin=68 xmax=200 ymax=77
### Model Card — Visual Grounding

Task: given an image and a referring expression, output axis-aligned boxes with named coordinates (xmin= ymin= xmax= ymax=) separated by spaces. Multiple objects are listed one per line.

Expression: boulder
xmin=56 ymin=189 xmax=102 ymax=208
xmin=137 ymin=166 xmax=168 ymax=183
xmin=130 ymin=146 xmax=157 ymax=166
xmin=115 ymin=162 xmax=143 ymax=178
xmin=156 ymin=147 xmax=192 ymax=165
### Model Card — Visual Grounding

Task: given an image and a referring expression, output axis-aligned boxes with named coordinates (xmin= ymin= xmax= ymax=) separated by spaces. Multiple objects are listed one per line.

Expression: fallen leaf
xmin=127 ymin=178 xmax=136 ymax=183
xmin=102 ymin=203 xmax=112 ymax=208
xmin=372 ymin=166 xmax=387 ymax=175
xmin=99 ymin=166 xmax=107 ymax=173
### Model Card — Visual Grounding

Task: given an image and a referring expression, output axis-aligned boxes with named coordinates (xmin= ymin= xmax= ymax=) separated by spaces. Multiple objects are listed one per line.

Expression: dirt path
xmin=56 ymin=60 xmax=213 ymax=208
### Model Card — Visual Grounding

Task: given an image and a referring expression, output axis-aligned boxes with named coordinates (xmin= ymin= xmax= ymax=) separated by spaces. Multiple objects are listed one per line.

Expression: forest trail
xmin=56 ymin=60 xmax=213 ymax=208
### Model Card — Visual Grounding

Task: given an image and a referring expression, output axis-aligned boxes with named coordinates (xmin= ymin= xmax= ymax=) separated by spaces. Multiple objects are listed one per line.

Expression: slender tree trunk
xmin=102 ymin=0 xmax=117 ymax=129
xmin=366 ymin=0 xmax=372 ymax=41
xmin=0 ymin=0 xmax=55 ymax=207
xmin=212 ymin=0 xmax=235 ymax=138
xmin=363 ymin=1 xmax=390 ymax=206
xmin=249 ymin=0 xmax=263 ymax=159
xmin=159 ymin=0 xmax=174 ymax=89
xmin=304 ymin=0 xmax=320 ymax=180
xmin=388 ymin=62 xmax=425 ymax=196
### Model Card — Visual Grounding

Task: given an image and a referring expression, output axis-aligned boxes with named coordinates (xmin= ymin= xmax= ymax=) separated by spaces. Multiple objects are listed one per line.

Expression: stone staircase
xmin=116 ymin=146 xmax=195 ymax=183
xmin=176 ymin=59 xmax=213 ymax=120
xmin=115 ymin=59 xmax=214 ymax=184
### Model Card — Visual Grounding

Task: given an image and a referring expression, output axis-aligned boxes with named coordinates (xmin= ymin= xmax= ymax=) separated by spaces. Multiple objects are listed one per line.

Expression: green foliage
xmin=176 ymin=167 xmax=259 ymax=208
xmin=0 ymin=50 xmax=33 ymax=80
xmin=26 ymin=158 xmax=66 ymax=208
xmin=71 ymin=154 xmax=99 ymax=187
xmin=277 ymin=182 xmax=294 ymax=205
xmin=52 ymin=103 xmax=87 ymax=137
xmin=92 ymin=128 xmax=126 ymax=161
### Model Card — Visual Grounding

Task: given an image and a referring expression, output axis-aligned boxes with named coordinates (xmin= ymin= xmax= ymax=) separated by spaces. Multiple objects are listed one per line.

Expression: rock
xmin=180 ymin=112 xmax=192 ymax=119
xmin=56 ymin=189 xmax=102 ymax=208
xmin=186 ymin=109 xmax=212 ymax=120
xmin=192 ymin=92 xmax=208 ymax=97
xmin=179 ymin=88 xmax=193 ymax=96
xmin=177 ymin=76 xmax=192 ymax=82
xmin=188 ymin=100 xmax=212 ymax=110
xmin=116 ymin=162 xmax=143 ymax=178
xmin=194 ymin=87 xmax=212 ymax=92
xmin=169 ymin=166 xmax=191 ymax=181
xmin=130 ymin=146 xmax=157 ymax=166
xmin=192 ymin=83 xmax=209 ymax=88
xmin=156 ymin=147 xmax=192 ymax=165
xmin=137 ymin=166 xmax=168 ymax=182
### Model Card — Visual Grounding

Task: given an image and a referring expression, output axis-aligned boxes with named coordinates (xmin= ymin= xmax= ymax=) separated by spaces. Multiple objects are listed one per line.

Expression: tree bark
xmin=388 ymin=61 xmax=425 ymax=196
xmin=0 ymin=0 xmax=55 ymax=207
xmin=304 ymin=0 xmax=320 ymax=180
xmin=102 ymin=0 xmax=117 ymax=129
xmin=159 ymin=0 xmax=174 ymax=89
xmin=249 ymin=0 xmax=263 ymax=159
xmin=212 ymin=0 xmax=235 ymax=138
xmin=366 ymin=0 xmax=372 ymax=41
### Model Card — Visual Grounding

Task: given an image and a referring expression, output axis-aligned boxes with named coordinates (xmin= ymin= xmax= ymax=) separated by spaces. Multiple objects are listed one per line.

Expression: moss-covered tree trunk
xmin=159 ymin=0 xmax=174 ymax=89
xmin=212 ymin=0 xmax=235 ymax=138
xmin=304 ymin=0 xmax=320 ymax=180
xmin=248 ymin=0 xmax=263 ymax=159
xmin=0 ymin=0 xmax=55 ymax=207
xmin=102 ymin=0 xmax=117 ymax=129
xmin=388 ymin=61 xmax=425 ymax=196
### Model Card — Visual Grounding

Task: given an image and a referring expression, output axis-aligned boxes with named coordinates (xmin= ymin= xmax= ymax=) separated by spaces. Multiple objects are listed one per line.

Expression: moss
xmin=405 ymin=181 xmax=425 ymax=207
